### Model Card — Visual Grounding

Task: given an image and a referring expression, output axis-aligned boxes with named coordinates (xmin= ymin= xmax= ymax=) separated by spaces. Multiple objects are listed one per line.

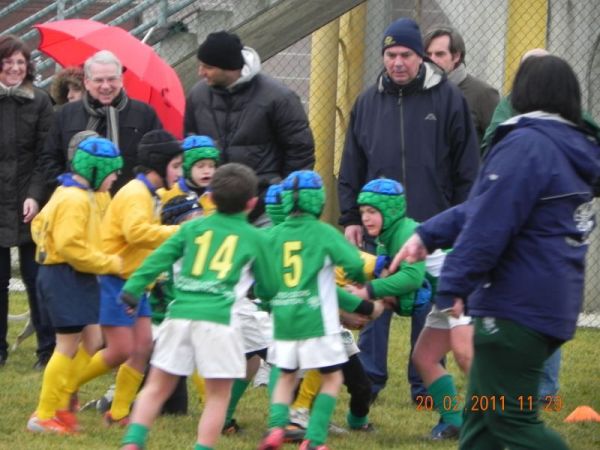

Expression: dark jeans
xmin=0 ymin=244 xmax=55 ymax=359
xmin=357 ymin=303 xmax=431 ymax=401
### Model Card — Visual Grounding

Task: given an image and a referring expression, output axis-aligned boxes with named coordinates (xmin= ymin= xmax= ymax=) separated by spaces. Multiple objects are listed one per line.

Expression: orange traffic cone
xmin=563 ymin=406 xmax=600 ymax=423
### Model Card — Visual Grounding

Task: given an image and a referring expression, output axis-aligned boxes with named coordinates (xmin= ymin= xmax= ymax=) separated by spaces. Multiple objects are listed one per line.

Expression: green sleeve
xmin=123 ymin=229 xmax=185 ymax=297
xmin=370 ymin=260 xmax=425 ymax=298
xmin=327 ymin=226 xmax=366 ymax=285
xmin=251 ymin=232 xmax=280 ymax=302
xmin=481 ymin=96 xmax=514 ymax=156
xmin=337 ymin=287 xmax=363 ymax=313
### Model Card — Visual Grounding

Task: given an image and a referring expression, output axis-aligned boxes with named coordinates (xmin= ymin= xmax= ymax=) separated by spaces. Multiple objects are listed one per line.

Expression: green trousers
xmin=460 ymin=317 xmax=569 ymax=450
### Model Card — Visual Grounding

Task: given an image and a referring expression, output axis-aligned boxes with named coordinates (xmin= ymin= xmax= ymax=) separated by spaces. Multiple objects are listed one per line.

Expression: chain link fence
xmin=2 ymin=0 xmax=599 ymax=326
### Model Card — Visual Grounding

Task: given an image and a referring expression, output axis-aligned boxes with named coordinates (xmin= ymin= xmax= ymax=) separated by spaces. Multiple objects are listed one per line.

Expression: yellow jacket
xmin=31 ymin=187 xmax=121 ymax=275
xmin=102 ymin=179 xmax=178 ymax=278
xmin=158 ymin=182 xmax=216 ymax=216
xmin=335 ymin=250 xmax=377 ymax=286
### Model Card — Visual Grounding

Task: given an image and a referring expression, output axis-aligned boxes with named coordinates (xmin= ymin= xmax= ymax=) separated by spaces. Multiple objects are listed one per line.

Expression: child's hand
xmin=381 ymin=296 xmax=397 ymax=310
xmin=370 ymin=300 xmax=385 ymax=320
xmin=340 ymin=310 xmax=369 ymax=329
xmin=120 ymin=291 xmax=139 ymax=316
xmin=344 ymin=284 xmax=369 ymax=300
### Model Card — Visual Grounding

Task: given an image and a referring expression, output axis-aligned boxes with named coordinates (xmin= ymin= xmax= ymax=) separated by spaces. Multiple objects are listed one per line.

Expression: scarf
xmin=82 ymin=89 xmax=128 ymax=146
xmin=448 ymin=63 xmax=468 ymax=86
xmin=0 ymin=81 xmax=34 ymax=102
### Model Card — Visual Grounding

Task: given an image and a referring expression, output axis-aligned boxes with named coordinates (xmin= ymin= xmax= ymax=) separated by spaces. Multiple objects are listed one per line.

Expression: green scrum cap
xmin=182 ymin=135 xmax=220 ymax=179
xmin=264 ymin=183 xmax=289 ymax=225
xmin=71 ymin=137 xmax=123 ymax=190
xmin=281 ymin=170 xmax=326 ymax=218
xmin=357 ymin=178 xmax=406 ymax=230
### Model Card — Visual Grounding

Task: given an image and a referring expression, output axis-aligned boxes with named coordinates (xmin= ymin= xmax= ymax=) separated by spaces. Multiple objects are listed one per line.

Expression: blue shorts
xmin=99 ymin=275 xmax=151 ymax=327
xmin=37 ymin=264 xmax=99 ymax=328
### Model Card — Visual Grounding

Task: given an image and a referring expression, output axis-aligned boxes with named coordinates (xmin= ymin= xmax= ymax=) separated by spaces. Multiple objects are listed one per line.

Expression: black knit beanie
xmin=382 ymin=18 xmax=424 ymax=56
xmin=137 ymin=130 xmax=182 ymax=180
xmin=196 ymin=31 xmax=244 ymax=70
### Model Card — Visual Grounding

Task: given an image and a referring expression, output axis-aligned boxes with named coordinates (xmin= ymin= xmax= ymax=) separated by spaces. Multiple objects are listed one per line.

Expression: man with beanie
xmin=424 ymin=25 xmax=499 ymax=143
xmin=41 ymin=50 xmax=163 ymax=194
xmin=338 ymin=17 xmax=479 ymax=419
xmin=72 ymin=129 xmax=182 ymax=426
xmin=184 ymin=31 xmax=315 ymax=224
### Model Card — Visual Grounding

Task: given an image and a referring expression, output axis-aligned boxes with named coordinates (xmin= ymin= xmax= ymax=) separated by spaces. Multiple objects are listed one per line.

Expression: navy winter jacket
xmin=338 ymin=62 xmax=479 ymax=224
xmin=418 ymin=113 xmax=600 ymax=341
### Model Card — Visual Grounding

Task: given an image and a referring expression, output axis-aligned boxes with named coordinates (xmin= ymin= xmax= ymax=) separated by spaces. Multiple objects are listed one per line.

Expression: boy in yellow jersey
xmin=27 ymin=137 xmax=123 ymax=434
xmin=160 ymin=135 xmax=219 ymax=213
xmin=73 ymin=130 xmax=183 ymax=426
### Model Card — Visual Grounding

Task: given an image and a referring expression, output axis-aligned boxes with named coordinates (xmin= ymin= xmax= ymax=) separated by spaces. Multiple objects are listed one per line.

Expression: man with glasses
xmin=41 ymin=50 xmax=163 ymax=193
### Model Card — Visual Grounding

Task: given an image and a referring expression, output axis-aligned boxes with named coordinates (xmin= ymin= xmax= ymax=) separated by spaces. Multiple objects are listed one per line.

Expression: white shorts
xmin=340 ymin=327 xmax=360 ymax=357
xmin=267 ymin=333 xmax=348 ymax=371
xmin=151 ymin=318 xmax=246 ymax=378
xmin=233 ymin=299 xmax=272 ymax=354
xmin=425 ymin=305 xmax=472 ymax=329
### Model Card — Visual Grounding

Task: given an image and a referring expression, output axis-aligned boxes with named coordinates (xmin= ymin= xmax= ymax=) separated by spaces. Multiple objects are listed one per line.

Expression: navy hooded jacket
xmin=418 ymin=113 xmax=600 ymax=341
xmin=338 ymin=61 xmax=479 ymax=224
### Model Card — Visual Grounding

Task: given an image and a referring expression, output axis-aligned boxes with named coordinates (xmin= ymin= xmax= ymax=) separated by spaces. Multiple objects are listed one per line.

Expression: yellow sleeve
xmin=199 ymin=192 xmax=216 ymax=216
xmin=335 ymin=250 xmax=377 ymax=286
xmin=53 ymin=196 xmax=121 ymax=274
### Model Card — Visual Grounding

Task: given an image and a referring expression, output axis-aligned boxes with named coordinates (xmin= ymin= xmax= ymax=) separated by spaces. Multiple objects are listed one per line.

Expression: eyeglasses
xmin=88 ymin=76 xmax=121 ymax=85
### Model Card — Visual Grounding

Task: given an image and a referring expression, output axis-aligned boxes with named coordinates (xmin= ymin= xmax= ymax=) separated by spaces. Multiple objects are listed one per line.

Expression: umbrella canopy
xmin=35 ymin=19 xmax=185 ymax=138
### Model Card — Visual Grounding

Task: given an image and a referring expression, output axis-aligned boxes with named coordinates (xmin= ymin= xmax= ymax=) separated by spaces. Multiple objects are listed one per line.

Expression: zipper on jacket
xmin=398 ymin=89 xmax=407 ymax=197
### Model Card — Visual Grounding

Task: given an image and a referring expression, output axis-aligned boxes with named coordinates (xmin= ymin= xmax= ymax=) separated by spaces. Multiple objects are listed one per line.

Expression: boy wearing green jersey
xmin=259 ymin=171 xmax=384 ymax=450
xmin=119 ymin=163 xmax=279 ymax=450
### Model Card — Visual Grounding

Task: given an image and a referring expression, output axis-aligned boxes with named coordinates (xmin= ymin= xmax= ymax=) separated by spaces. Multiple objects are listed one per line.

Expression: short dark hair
xmin=210 ymin=163 xmax=258 ymax=214
xmin=423 ymin=25 xmax=466 ymax=66
xmin=511 ymin=55 xmax=581 ymax=125
xmin=0 ymin=35 xmax=34 ymax=82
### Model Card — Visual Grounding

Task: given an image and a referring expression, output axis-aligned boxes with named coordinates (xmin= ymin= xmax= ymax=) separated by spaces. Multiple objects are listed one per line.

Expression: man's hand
xmin=344 ymin=225 xmax=363 ymax=248
xmin=370 ymin=300 xmax=385 ymax=320
xmin=388 ymin=233 xmax=428 ymax=273
xmin=23 ymin=198 xmax=39 ymax=223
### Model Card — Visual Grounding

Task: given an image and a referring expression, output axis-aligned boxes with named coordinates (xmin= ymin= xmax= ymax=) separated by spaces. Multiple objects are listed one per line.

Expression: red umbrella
xmin=34 ymin=19 xmax=185 ymax=138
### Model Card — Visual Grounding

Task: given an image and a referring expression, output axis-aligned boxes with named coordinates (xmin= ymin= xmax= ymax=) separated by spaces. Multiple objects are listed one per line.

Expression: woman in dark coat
xmin=0 ymin=35 xmax=55 ymax=368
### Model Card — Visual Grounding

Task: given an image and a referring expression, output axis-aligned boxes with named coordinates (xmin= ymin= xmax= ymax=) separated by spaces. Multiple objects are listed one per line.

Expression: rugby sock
xmin=347 ymin=410 xmax=368 ymax=429
xmin=292 ymin=369 xmax=321 ymax=410
xmin=267 ymin=366 xmax=280 ymax=403
xmin=122 ymin=422 xmax=149 ymax=447
xmin=36 ymin=351 xmax=72 ymax=420
xmin=191 ymin=371 xmax=205 ymax=404
xmin=57 ymin=345 xmax=92 ymax=410
xmin=111 ymin=364 xmax=144 ymax=420
xmin=225 ymin=379 xmax=250 ymax=423
xmin=305 ymin=393 xmax=337 ymax=445
xmin=76 ymin=350 xmax=112 ymax=388
xmin=194 ymin=445 xmax=212 ymax=450
xmin=428 ymin=374 xmax=463 ymax=427
xmin=268 ymin=403 xmax=290 ymax=428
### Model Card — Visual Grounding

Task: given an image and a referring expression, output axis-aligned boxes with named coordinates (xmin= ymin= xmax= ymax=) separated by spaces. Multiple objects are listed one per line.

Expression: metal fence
xmin=3 ymin=0 xmax=600 ymax=326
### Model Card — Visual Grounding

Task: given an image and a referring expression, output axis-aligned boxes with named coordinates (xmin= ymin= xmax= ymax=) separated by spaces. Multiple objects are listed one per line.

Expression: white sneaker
xmin=289 ymin=407 xmax=310 ymax=429
xmin=253 ymin=361 xmax=271 ymax=387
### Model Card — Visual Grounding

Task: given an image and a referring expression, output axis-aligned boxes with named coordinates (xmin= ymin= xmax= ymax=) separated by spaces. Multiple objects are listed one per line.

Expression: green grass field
xmin=1 ymin=292 xmax=599 ymax=449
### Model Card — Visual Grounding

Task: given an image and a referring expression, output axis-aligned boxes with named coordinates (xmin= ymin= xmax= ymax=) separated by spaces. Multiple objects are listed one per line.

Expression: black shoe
xmin=351 ymin=422 xmax=376 ymax=432
xmin=32 ymin=359 xmax=47 ymax=371
xmin=430 ymin=422 xmax=460 ymax=440
xmin=0 ymin=353 xmax=7 ymax=367
xmin=222 ymin=418 xmax=242 ymax=435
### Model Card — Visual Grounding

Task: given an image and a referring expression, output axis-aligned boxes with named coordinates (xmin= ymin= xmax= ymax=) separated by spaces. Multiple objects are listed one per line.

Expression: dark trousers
xmin=0 ymin=244 xmax=55 ymax=359
xmin=357 ymin=304 xmax=431 ymax=401
xmin=342 ymin=353 xmax=372 ymax=418
xmin=460 ymin=318 xmax=568 ymax=450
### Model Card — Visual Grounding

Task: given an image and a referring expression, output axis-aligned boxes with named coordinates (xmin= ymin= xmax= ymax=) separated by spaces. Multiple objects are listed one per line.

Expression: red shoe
xmin=121 ymin=445 xmax=142 ymax=450
xmin=299 ymin=440 xmax=329 ymax=450
xmin=257 ymin=427 xmax=285 ymax=450
xmin=103 ymin=411 xmax=130 ymax=427
xmin=27 ymin=413 xmax=72 ymax=435
xmin=56 ymin=409 xmax=80 ymax=432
